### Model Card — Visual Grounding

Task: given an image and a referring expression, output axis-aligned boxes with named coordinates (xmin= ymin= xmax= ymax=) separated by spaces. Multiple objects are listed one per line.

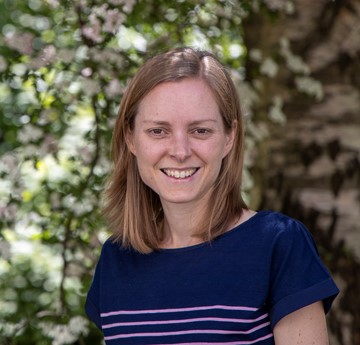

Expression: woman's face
xmin=127 ymin=78 xmax=235 ymax=208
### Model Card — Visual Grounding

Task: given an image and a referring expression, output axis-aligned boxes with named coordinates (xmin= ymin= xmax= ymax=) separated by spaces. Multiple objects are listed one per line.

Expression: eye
xmin=193 ymin=128 xmax=212 ymax=136
xmin=147 ymin=128 xmax=166 ymax=136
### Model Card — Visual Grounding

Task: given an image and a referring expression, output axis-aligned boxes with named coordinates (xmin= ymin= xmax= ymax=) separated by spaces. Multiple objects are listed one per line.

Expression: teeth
xmin=163 ymin=168 xmax=197 ymax=179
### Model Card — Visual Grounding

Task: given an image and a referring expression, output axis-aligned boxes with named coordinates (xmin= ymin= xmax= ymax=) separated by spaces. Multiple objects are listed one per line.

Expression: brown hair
xmin=103 ymin=47 xmax=247 ymax=253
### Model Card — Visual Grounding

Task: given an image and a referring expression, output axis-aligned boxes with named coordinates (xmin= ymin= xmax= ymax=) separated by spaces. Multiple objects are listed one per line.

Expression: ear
xmin=223 ymin=120 xmax=237 ymax=157
xmin=125 ymin=128 xmax=137 ymax=156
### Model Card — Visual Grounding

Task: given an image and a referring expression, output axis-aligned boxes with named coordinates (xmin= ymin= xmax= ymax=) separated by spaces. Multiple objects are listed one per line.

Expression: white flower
xmin=5 ymin=32 xmax=34 ymax=55
xmin=23 ymin=154 xmax=70 ymax=185
xmin=105 ymin=79 xmax=123 ymax=98
xmin=91 ymin=49 xmax=124 ymax=69
xmin=48 ymin=192 xmax=60 ymax=210
xmin=94 ymin=155 xmax=111 ymax=177
xmin=81 ymin=78 xmax=100 ymax=97
xmin=45 ymin=0 xmax=60 ymax=8
xmin=93 ymin=4 xmax=108 ymax=18
xmin=0 ymin=55 xmax=7 ymax=72
xmin=75 ymin=45 xmax=89 ymax=61
xmin=229 ymin=44 xmax=243 ymax=59
xmin=0 ymin=180 xmax=12 ymax=204
xmin=123 ymin=0 xmax=136 ymax=13
xmin=57 ymin=49 xmax=76 ymax=63
xmin=77 ymin=146 xmax=93 ymax=164
xmin=280 ymin=37 xmax=310 ymax=75
xmin=236 ymin=81 xmax=259 ymax=117
xmin=249 ymin=49 xmax=262 ymax=62
xmin=59 ymin=114 xmax=94 ymax=157
xmin=68 ymin=316 xmax=89 ymax=336
xmin=39 ymin=134 xmax=57 ymax=155
xmin=40 ymin=323 xmax=77 ymax=344
xmin=0 ymin=239 xmax=11 ymax=260
xmin=295 ymin=76 xmax=324 ymax=100
xmin=38 ymin=316 xmax=89 ymax=344
xmin=17 ymin=124 xmax=44 ymax=144
xmin=82 ymin=16 xmax=103 ymax=43
xmin=264 ymin=0 xmax=282 ymax=11
xmin=246 ymin=121 xmax=269 ymax=143
xmin=62 ymin=194 xmax=93 ymax=216
xmin=285 ymin=1 xmax=295 ymax=14
xmin=41 ymin=45 xmax=57 ymax=65
xmin=0 ymin=153 xmax=18 ymax=174
xmin=103 ymin=9 xmax=125 ymax=33
xmin=117 ymin=26 xmax=147 ymax=52
xmin=38 ymin=109 xmax=54 ymax=125
xmin=268 ymin=96 xmax=286 ymax=124
xmin=264 ymin=0 xmax=294 ymax=13
xmin=36 ymin=78 xmax=48 ymax=92
xmin=0 ymin=322 xmax=18 ymax=337
xmin=0 ymin=204 xmax=18 ymax=222
xmin=286 ymin=54 xmax=310 ymax=75
xmin=23 ymin=144 xmax=39 ymax=157
xmin=260 ymin=57 xmax=278 ymax=78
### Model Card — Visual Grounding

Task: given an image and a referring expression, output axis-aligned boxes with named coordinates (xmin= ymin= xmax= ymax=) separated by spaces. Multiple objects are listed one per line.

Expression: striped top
xmin=100 ymin=305 xmax=272 ymax=343
xmin=86 ymin=211 xmax=339 ymax=344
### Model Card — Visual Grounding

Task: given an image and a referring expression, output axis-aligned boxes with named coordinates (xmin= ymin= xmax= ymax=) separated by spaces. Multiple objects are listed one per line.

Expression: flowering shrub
xmin=0 ymin=0 xmax=317 ymax=343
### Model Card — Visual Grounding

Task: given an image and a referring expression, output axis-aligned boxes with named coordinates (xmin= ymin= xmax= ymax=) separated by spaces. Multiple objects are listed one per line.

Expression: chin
xmin=160 ymin=191 xmax=210 ymax=206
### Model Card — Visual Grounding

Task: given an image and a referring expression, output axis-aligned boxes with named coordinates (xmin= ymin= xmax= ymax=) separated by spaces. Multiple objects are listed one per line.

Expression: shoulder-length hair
xmin=103 ymin=47 xmax=247 ymax=253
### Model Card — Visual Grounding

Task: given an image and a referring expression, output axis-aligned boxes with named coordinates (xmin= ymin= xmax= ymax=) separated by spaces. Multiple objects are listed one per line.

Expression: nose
xmin=169 ymin=132 xmax=192 ymax=162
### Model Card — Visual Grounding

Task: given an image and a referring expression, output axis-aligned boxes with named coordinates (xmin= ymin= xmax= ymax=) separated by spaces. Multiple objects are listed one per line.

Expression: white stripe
xmin=101 ymin=304 xmax=259 ymax=318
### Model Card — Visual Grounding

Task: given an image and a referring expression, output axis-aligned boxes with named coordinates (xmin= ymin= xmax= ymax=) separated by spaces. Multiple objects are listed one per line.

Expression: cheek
xmin=134 ymin=149 xmax=159 ymax=181
xmin=204 ymin=140 xmax=230 ymax=161
xmin=131 ymin=135 xmax=151 ymax=156
xmin=135 ymin=159 xmax=151 ymax=180
xmin=136 ymin=160 xmax=159 ymax=193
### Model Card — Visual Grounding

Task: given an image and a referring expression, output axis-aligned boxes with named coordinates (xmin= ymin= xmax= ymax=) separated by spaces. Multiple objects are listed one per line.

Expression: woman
xmin=86 ymin=47 xmax=339 ymax=344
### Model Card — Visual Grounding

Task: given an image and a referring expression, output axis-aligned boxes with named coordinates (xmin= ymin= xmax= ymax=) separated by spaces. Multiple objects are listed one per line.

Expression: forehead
xmin=137 ymin=78 xmax=221 ymax=121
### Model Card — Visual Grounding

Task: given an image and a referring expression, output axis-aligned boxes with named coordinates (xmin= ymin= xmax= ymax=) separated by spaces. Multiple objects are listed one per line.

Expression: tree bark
xmin=243 ymin=1 xmax=360 ymax=344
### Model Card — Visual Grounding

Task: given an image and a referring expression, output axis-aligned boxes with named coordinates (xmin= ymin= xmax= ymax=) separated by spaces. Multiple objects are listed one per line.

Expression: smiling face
xmin=126 ymin=78 xmax=235 ymax=209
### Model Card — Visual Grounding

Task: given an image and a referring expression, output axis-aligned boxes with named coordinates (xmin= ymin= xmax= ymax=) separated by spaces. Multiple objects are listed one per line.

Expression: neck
xmin=159 ymin=205 xmax=256 ymax=249
xmin=160 ymin=201 xmax=206 ymax=249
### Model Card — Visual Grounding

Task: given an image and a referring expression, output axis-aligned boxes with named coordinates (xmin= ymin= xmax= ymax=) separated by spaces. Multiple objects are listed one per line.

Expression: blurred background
xmin=0 ymin=0 xmax=359 ymax=344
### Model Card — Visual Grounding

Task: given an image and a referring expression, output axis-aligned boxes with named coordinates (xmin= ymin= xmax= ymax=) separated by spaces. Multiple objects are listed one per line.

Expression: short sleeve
xmin=269 ymin=217 xmax=339 ymax=329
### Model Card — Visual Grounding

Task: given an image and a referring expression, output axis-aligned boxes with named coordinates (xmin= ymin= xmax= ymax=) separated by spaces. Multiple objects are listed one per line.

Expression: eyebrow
xmin=141 ymin=119 xmax=218 ymax=126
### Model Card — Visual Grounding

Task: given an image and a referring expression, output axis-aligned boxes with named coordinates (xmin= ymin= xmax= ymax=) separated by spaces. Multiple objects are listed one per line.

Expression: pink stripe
xmin=147 ymin=333 xmax=273 ymax=345
xmin=104 ymin=322 xmax=270 ymax=340
xmin=101 ymin=305 xmax=259 ymax=318
xmin=103 ymin=314 xmax=268 ymax=329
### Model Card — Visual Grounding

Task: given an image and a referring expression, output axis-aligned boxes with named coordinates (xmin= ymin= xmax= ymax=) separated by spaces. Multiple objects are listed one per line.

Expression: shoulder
xmin=253 ymin=210 xmax=310 ymax=236
xmin=257 ymin=210 xmax=303 ymax=226
xmin=253 ymin=210 xmax=317 ymax=250
xmin=259 ymin=210 xmax=310 ymax=233
xmin=98 ymin=237 xmax=134 ymax=261
xmin=223 ymin=210 xmax=314 ymax=255
xmin=101 ymin=236 xmax=121 ymax=253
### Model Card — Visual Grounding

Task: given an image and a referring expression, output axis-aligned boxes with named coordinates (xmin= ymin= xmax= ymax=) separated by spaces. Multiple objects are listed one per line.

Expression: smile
xmin=162 ymin=168 xmax=198 ymax=179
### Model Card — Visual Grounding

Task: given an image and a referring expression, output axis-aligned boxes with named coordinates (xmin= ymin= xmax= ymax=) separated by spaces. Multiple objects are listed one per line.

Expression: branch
xmin=59 ymin=215 xmax=73 ymax=315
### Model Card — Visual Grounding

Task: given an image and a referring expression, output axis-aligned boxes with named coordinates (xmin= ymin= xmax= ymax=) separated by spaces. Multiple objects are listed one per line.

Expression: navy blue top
xmin=85 ymin=211 xmax=339 ymax=344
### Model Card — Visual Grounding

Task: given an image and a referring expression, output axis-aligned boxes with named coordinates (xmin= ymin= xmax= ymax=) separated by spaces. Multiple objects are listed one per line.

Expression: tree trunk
xmin=243 ymin=1 xmax=360 ymax=344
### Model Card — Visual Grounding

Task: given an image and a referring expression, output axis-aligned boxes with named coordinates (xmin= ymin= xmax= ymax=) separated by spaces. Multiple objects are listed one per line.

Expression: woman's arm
xmin=273 ymin=301 xmax=329 ymax=345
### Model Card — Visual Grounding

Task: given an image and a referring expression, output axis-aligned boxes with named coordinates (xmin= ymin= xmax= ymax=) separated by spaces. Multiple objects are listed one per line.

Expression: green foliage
xmin=0 ymin=1 xmax=246 ymax=343
xmin=0 ymin=0 xmax=302 ymax=343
